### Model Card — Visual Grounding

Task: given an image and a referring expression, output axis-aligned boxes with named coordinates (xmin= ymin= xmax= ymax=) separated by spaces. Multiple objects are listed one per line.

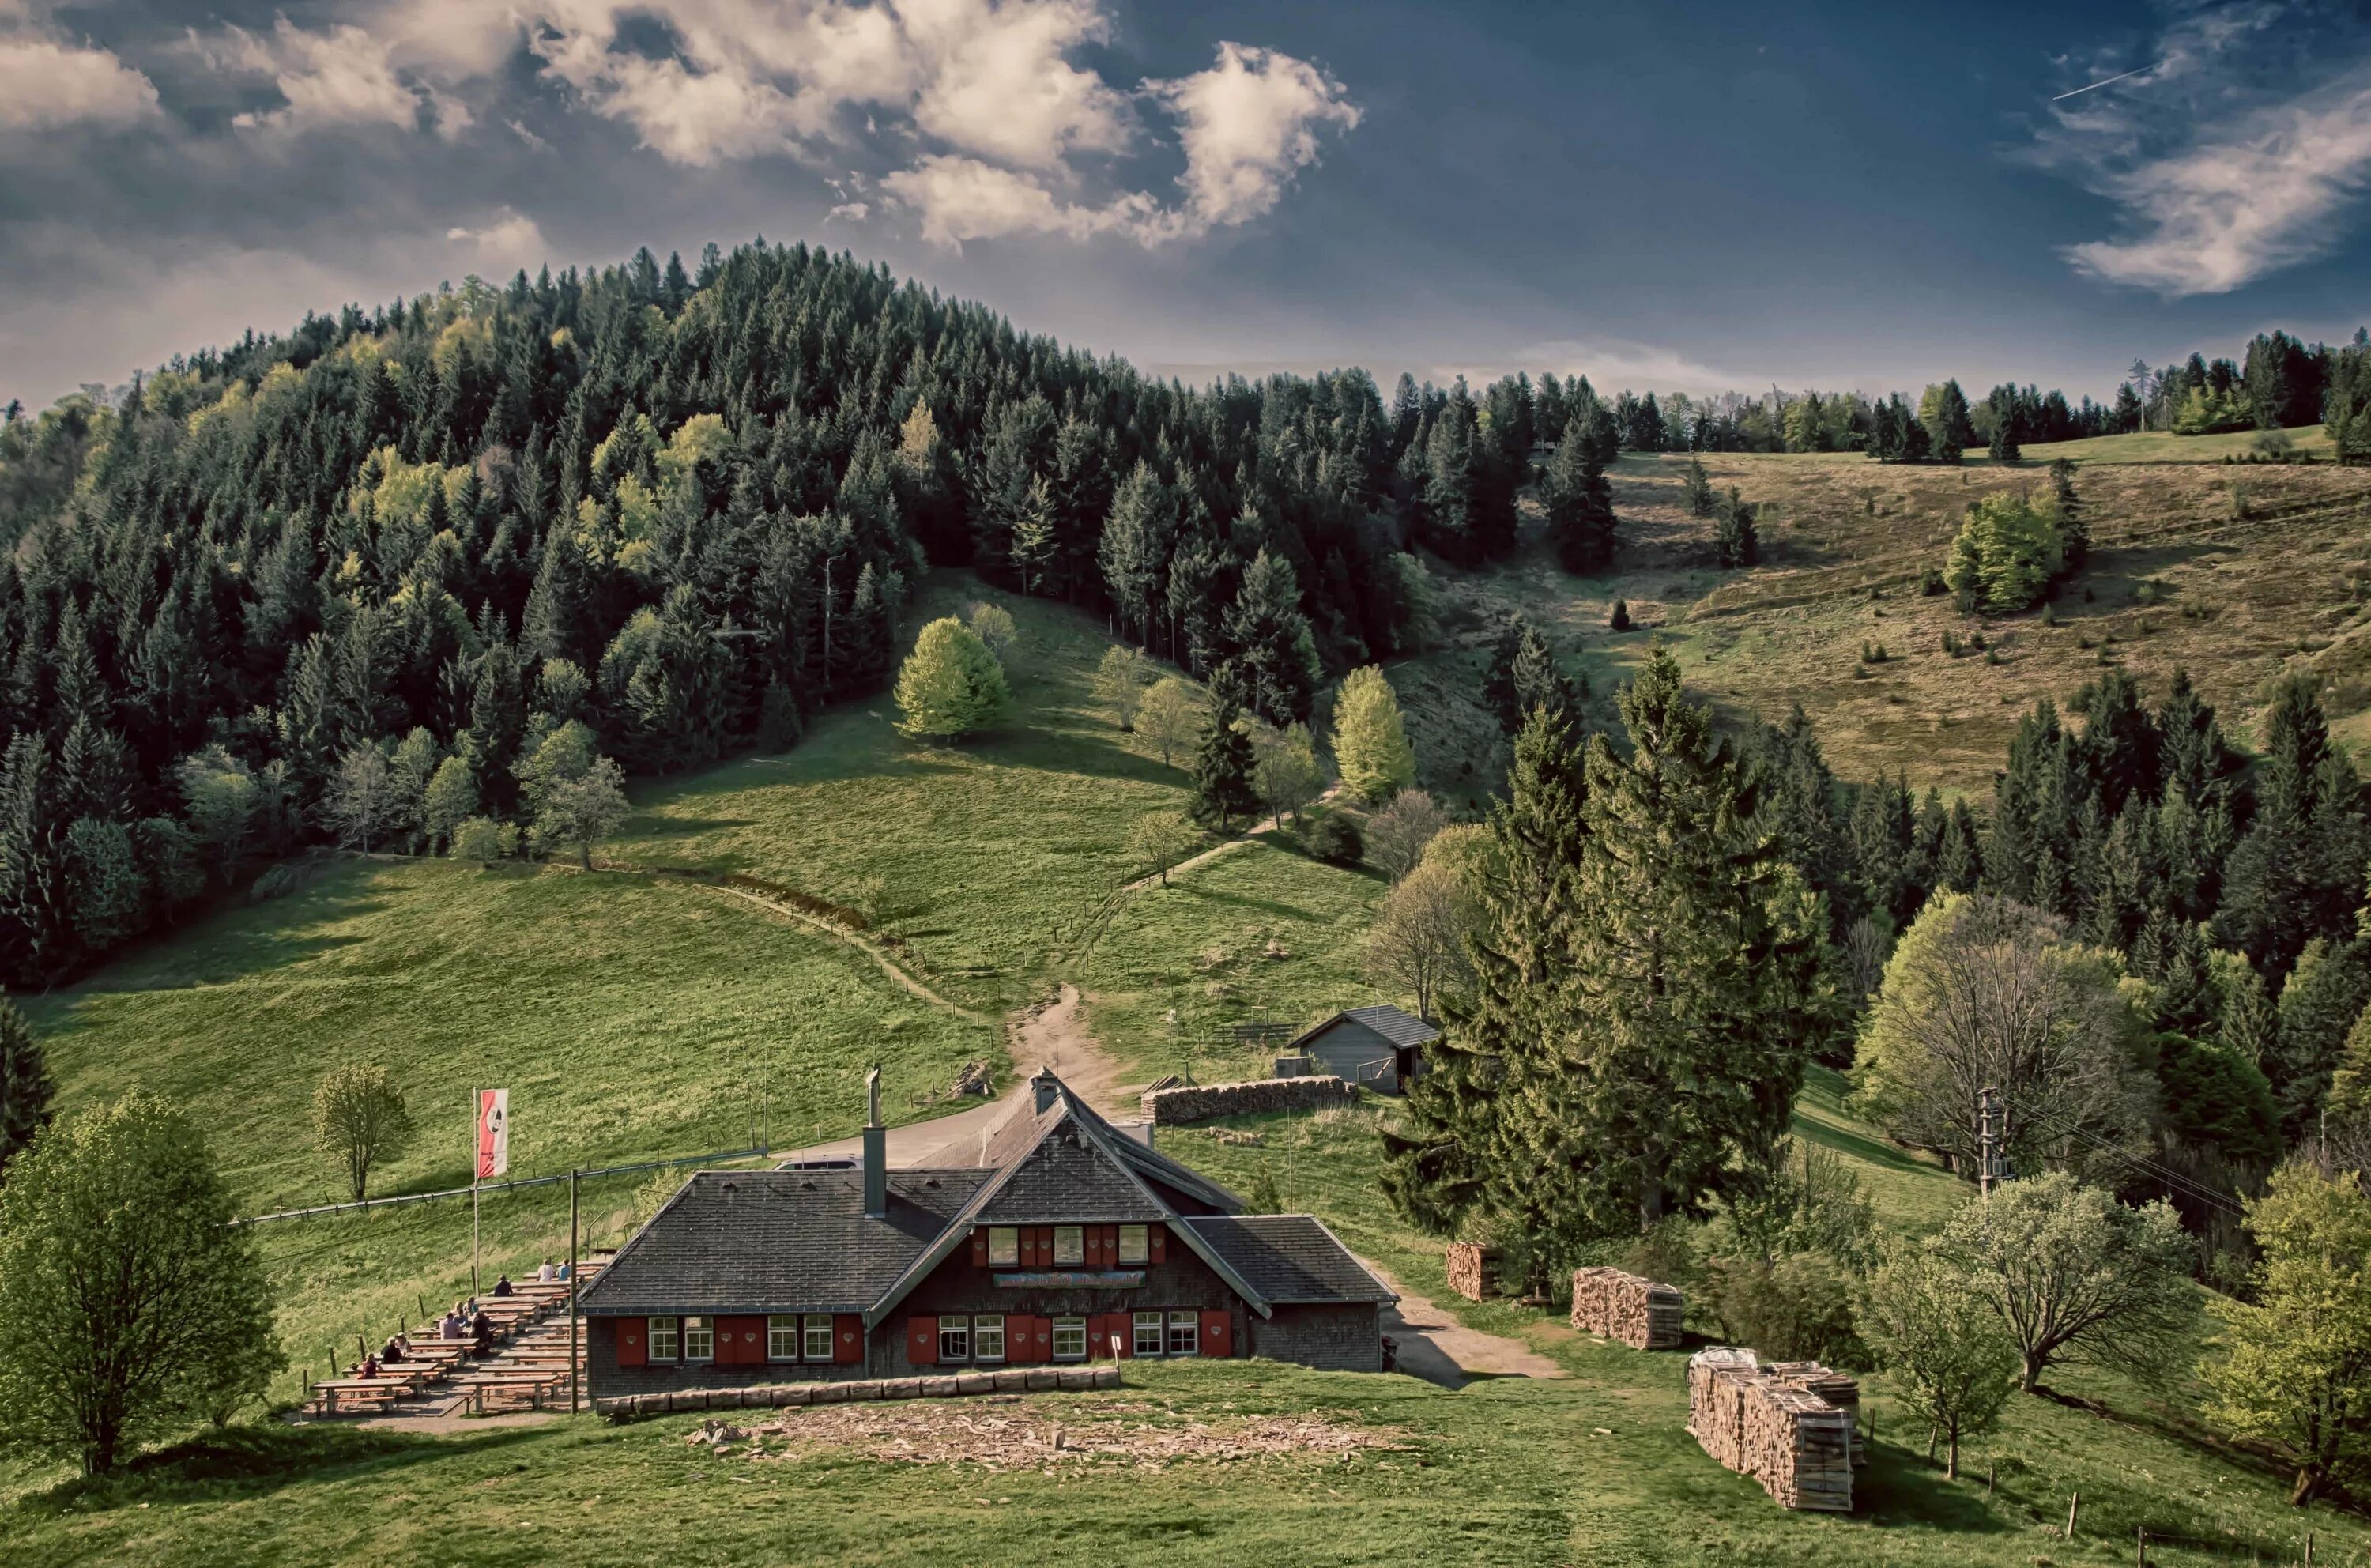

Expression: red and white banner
xmin=476 ymin=1089 xmax=509 ymax=1180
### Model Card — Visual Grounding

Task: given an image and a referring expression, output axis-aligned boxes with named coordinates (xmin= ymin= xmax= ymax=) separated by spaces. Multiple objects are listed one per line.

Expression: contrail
xmin=2052 ymin=63 xmax=2159 ymax=101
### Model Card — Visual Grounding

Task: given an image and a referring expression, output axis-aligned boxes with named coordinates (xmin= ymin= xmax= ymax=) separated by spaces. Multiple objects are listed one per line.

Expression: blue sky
xmin=5 ymin=0 xmax=2368 ymax=407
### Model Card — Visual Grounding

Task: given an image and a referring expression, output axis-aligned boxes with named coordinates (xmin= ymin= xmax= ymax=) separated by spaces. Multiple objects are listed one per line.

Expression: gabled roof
xmin=1290 ymin=1004 xmax=1441 ymax=1052
xmin=575 ymin=1168 xmax=987 ymax=1316
xmin=1178 ymin=1216 xmax=1398 ymax=1306
xmin=865 ymin=1069 xmax=1270 ymax=1328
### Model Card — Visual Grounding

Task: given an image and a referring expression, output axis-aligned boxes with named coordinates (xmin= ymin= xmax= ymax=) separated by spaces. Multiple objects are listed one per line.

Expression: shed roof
xmin=1290 ymin=1004 xmax=1441 ymax=1052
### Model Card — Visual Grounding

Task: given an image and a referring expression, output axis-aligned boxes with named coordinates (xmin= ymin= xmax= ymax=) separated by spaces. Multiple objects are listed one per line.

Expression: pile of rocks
xmin=1687 ymin=1348 xmax=1860 ymax=1513
xmin=1569 ymin=1266 xmax=1684 ymax=1349
xmin=1140 ymin=1076 xmax=1357 ymax=1125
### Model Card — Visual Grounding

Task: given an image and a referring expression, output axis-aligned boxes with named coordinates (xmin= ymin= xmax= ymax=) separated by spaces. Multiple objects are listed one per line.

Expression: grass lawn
xmin=24 ymin=854 xmax=997 ymax=1407
xmin=1077 ymin=839 xmax=1389 ymax=1085
xmin=2014 ymin=425 xmax=2335 ymax=465
xmin=605 ymin=573 xmax=1197 ymax=1013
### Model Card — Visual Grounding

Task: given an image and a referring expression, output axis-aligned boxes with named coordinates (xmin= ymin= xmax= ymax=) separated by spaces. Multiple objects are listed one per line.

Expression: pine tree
xmin=1543 ymin=410 xmax=1616 ymax=573
xmin=1218 ymin=549 xmax=1318 ymax=726
xmin=2050 ymin=458 xmax=2088 ymax=571
xmin=0 ymin=997 xmax=54 ymax=1174
xmin=1098 ymin=461 xmax=1172 ymax=646
xmin=1713 ymin=488 xmax=1759 ymax=568
xmin=1189 ymin=699 xmax=1259 ymax=832
xmin=1682 ymin=454 xmax=1716 ymax=517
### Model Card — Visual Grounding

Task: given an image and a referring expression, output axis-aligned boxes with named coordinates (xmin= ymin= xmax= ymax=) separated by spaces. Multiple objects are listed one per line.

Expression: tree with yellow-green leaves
xmin=2205 ymin=1163 xmax=2371 ymax=1506
xmin=894 ymin=617 xmax=1012 ymax=742
xmin=1331 ymin=665 xmax=1414 ymax=805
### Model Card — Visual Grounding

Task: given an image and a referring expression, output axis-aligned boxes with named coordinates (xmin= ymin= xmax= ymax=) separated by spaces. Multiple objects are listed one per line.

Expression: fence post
xmin=2135 ymin=1525 xmax=2145 ymax=1566
xmin=2066 ymin=1491 xmax=2079 ymax=1540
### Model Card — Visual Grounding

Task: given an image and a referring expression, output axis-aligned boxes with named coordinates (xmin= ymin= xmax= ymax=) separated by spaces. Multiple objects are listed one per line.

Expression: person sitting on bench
xmin=356 ymin=1355 xmax=381 ymax=1381
xmin=537 ymin=1260 xmax=557 ymax=1283
xmin=471 ymin=1307 xmax=495 ymax=1354
xmin=492 ymin=1275 xmax=515 ymax=1298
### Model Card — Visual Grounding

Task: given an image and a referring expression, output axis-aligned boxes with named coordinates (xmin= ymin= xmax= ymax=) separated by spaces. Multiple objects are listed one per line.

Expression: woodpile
xmin=1140 ymin=1076 xmax=1357 ymax=1125
xmin=1446 ymin=1243 xmax=1499 ymax=1302
xmin=1569 ymin=1267 xmax=1684 ymax=1349
xmin=1687 ymin=1348 xmax=1860 ymax=1512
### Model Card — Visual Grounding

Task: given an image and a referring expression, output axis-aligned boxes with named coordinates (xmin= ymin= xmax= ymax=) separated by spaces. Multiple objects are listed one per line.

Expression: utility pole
xmin=470 ymin=1089 xmax=481 ymax=1295
xmin=1977 ymin=1086 xmax=2007 ymax=1197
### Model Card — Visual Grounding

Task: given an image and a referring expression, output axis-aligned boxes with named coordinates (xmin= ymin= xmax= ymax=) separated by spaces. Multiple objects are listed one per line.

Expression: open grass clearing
xmin=605 ymin=574 xmax=1197 ymax=1013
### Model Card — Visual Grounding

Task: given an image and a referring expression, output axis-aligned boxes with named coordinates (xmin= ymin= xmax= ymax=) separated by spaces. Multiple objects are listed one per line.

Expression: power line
xmin=1999 ymin=1094 xmax=2249 ymax=1219
xmin=2052 ymin=63 xmax=2161 ymax=102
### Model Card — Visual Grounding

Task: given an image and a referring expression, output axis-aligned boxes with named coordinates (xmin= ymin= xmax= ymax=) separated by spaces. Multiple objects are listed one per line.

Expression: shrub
xmin=1700 ymin=1253 xmax=1868 ymax=1369
xmin=1608 ymin=598 xmax=1631 ymax=631
xmin=1944 ymin=492 xmax=2066 ymax=612
xmin=1306 ymin=813 xmax=1363 ymax=865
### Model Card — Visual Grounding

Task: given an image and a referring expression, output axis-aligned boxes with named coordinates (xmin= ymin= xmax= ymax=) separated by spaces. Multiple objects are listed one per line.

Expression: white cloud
xmin=2062 ymin=69 xmax=2371 ymax=295
xmin=1150 ymin=43 xmax=1359 ymax=228
xmin=445 ymin=209 xmax=547 ymax=265
xmin=827 ymin=200 xmax=871 ymax=221
xmin=899 ymin=0 xmax=1127 ymax=169
xmin=0 ymin=32 xmax=160 ymax=130
xmin=221 ymin=20 xmax=454 ymax=138
xmin=2034 ymin=5 xmax=2371 ymax=296
xmin=880 ymin=154 xmax=1167 ymax=246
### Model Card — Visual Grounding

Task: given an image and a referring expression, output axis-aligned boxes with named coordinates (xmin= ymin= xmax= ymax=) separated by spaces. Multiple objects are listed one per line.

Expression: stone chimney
xmin=862 ymin=1066 xmax=887 ymax=1219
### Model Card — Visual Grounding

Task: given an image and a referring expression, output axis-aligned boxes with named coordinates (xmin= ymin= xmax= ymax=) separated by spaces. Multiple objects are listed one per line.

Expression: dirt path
xmin=681 ymin=877 xmax=985 ymax=1021
xmin=1366 ymin=1265 xmax=1568 ymax=1389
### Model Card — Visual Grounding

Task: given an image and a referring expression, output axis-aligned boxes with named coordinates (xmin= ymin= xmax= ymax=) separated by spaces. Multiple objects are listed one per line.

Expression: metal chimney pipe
xmin=862 ymin=1066 xmax=887 ymax=1218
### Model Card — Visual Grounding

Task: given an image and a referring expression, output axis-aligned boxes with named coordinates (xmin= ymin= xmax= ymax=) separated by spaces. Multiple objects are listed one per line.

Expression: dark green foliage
xmin=0 ymin=997 xmax=54 ymax=1175
xmin=1481 ymin=617 xmax=1579 ymax=737
xmin=2050 ymin=458 xmax=2089 ymax=571
xmin=1384 ymin=656 xmax=1837 ymax=1258
xmin=1189 ymin=701 xmax=1260 ymax=834
xmin=2216 ymin=679 xmax=2369 ymax=982
xmin=1543 ymin=407 xmax=1617 ymax=573
xmin=1700 ymin=1254 xmax=1868 ymax=1370
xmin=1712 ymin=488 xmax=1758 ymax=568
xmin=1608 ymin=598 xmax=1630 ymax=631
xmin=0 ymin=241 xmax=1424 ymax=984
xmin=2267 ymin=939 xmax=2371 ymax=1136
xmin=1681 ymin=455 xmax=1715 ymax=518
xmin=1306 ymin=812 xmax=1363 ymax=865
xmin=2154 ymin=1032 xmax=2282 ymax=1171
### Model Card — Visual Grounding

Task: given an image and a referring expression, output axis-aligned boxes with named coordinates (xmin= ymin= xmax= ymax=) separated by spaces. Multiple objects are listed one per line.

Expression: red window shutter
xmin=1034 ymin=1227 xmax=1053 ymax=1267
xmin=1200 ymin=1310 xmax=1233 ymax=1358
xmin=1018 ymin=1315 xmax=1050 ymax=1364
xmin=1101 ymin=1225 xmax=1118 ymax=1265
xmin=718 ymin=1315 xmax=766 ymax=1366
xmin=907 ymin=1317 xmax=938 ymax=1366
xmin=833 ymin=1314 xmax=864 ymax=1365
xmin=1148 ymin=1224 xmax=1167 ymax=1265
xmin=971 ymin=1228 xmax=988 ymax=1267
xmin=1084 ymin=1228 xmax=1104 ymax=1267
xmin=615 ymin=1318 xmax=646 ymax=1368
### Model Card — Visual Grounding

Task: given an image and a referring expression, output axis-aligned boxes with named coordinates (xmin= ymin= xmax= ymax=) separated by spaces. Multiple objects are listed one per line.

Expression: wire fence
xmin=2134 ymin=1523 xmax=2337 ymax=1565
xmin=230 ymin=1144 xmax=775 ymax=1227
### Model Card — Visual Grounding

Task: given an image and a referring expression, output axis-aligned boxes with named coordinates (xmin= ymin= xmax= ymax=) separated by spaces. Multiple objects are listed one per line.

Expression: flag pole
xmin=569 ymin=1169 xmax=581 ymax=1414
xmin=479 ymin=1086 xmax=488 ymax=1299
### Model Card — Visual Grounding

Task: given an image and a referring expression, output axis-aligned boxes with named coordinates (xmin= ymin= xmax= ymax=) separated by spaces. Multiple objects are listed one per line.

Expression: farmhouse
xmin=1283 ymin=1004 xmax=1439 ymax=1094
xmin=574 ymin=1068 xmax=1396 ymax=1399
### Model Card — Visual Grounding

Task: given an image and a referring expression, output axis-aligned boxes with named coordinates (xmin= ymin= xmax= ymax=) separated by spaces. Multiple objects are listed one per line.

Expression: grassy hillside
xmin=1398 ymin=451 xmax=2371 ymax=795
xmin=604 ymin=579 xmax=1196 ymax=1012
xmin=23 ymin=855 xmax=998 ymax=1406
xmin=1078 ymin=839 xmax=1389 ymax=1084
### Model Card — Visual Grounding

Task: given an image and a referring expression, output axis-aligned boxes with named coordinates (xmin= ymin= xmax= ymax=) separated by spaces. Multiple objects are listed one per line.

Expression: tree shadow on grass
xmin=617 ymin=810 xmax=760 ymax=841
xmin=13 ymin=1422 xmax=551 ymax=1516
xmin=1168 ymin=885 xmax=1326 ymax=925
xmin=1849 ymin=1442 xmax=2015 ymax=1533
xmin=54 ymin=882 xmax=394 ymax=996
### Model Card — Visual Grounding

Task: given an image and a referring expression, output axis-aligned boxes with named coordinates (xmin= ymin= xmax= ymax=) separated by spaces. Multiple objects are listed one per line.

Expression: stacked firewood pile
xmin=1446 ymin=1243 xmax=1499 ymax=1301
xmin=1687 ymin=1348 xmax=1860 ymax=1512
xmin=1568 ymin=1267 xmax=1684 ymax=1349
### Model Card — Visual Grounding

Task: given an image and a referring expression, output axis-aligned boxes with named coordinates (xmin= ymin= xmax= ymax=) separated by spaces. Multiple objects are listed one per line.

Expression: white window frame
xmin=803 ymin=1314 xmax=833 ymax=1362
xmin=938 ymin=1317 xmax=972 ymax=1363
xmin=767 ymin=1316 xmax=797 ymax=1361
xmin=647 ymin=1315 xmax=680 ymax=1362
xmin=1051 ymin=1315 xmax=1087 ymax=1361
xmin=972 ymin=1314 xmax=1006 ymax=1363
xmin=1168 ymin=1310 xmax=1198 ymax=1357
xmin=1133 ymin=1310 xmax=1164 ymax=1357
xmin=987 ymin=1227 xmax=1019 ymax=1268
xmin=1117 ymin=1224 xmax=1149 ymax=1265
xmin=1053 ymin=1225 xmax=1084 ymax=1266
xmin=682 ymin=1316 xmax=715 ymax=1362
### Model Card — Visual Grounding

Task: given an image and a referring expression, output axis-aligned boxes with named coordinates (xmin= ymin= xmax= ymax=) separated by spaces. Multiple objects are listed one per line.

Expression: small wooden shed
xmin=1281 ymin=1005 xmax=1440 ymax=1095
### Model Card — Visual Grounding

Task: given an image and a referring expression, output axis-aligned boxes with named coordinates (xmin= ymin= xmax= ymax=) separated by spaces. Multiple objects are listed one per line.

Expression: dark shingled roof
xmin=577 ymin=1169 xmax=986 ymax=1315
xmin=1292 ymin=1004 xmax=1441 ymax=1052
xmin=1178 ymin=1216 xmax=1397 ymax=1305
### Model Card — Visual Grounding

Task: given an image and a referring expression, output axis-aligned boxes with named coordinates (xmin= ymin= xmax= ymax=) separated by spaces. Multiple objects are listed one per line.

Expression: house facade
xmin=575 ymin=1069 xmax=1395 ymax=1399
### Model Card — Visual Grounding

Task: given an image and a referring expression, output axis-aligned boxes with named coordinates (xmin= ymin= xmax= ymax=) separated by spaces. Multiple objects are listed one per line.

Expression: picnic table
xmin=310 ymin=1379 xmax=407 ymax=1414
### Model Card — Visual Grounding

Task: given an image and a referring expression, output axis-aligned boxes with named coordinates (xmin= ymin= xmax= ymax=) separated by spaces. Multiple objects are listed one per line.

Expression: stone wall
xmin=1249 ymin=1303 xmax=1384 ymax=1371
xmin=1140 ymin=1076 xmax=1359 ymax=1125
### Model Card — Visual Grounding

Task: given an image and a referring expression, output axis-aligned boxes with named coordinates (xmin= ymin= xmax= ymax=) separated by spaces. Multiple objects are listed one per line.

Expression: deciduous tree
xmin=1860 ymin=1244 xmax=2019 ymax=1479
xmin=893 ymin=616 xmax=1012 ymax=741
xmin=311 ymin=1062 xmax=416 ymax=1203
xmin=1135 ymin=675 xmax=1197 ymax=767
xmin=1332 ymin=665 xmax=1415 ymax=805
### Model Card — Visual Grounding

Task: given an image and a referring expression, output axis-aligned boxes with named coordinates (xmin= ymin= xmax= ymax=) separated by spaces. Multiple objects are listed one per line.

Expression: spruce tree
xmin=1682 ymin=454 xmax=1716 ymax=517
xmin=1543 ymin=410 xmax=1616 ymax=573
xmin=1189 ymin=699 xmax=1259 ymax=833
xmin=1216 ymin=549 xmax=1318 ymax=726
xmin=0 ymin=997 xmax=54 ymax=1174
xmin=2049 ymin=458 xmax=2088 ymax=571
xmin=1713 ymin=488 xmax=1759 ymax=568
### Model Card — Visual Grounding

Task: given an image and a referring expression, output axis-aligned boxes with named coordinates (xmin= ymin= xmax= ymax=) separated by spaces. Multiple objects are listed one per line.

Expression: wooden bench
xmin=309 ymin=1379 xmax=406 ymax=1415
